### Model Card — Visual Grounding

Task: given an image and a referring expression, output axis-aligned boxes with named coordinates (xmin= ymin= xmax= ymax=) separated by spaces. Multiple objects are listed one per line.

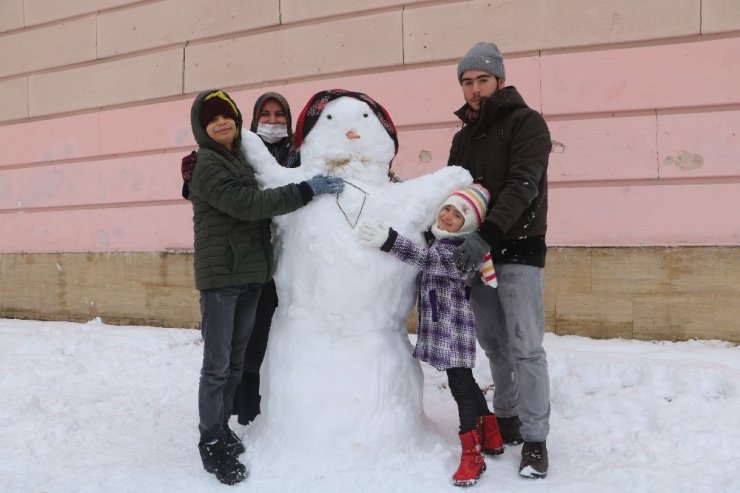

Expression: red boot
xmin=451 ymin=429 xmax=486 ymax=487
xmin=478 ymin=414 xmax=504 ymax=455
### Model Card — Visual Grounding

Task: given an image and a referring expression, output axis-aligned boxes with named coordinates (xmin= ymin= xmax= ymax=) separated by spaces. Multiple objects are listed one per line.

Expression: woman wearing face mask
xmin=250 ymin=92 xmax=300 ymax=169
xmin=230 ymin=92 xmax=298 ymax=427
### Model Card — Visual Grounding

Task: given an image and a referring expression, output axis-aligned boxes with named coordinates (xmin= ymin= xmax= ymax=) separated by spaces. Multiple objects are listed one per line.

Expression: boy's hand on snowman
xmin=358 ymin=222 xmax=390 ymax=248
xmin=304 ymin=175 xmax=345 ymax=196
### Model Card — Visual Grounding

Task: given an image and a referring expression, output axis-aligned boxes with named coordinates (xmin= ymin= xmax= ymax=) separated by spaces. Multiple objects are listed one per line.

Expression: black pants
xmin=198 ymin=284 xmax=261 ymax=442
xmin=232 ymin=279 xmax=278 ymax=425
xmin=446 ymin=367 xmax=491 ymax=433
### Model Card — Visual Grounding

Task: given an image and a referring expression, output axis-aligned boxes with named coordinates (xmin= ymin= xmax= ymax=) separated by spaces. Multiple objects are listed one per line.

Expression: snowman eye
xmin=363 ymin=113 xmax=368 ymax=118
xmin=326 ymin=114 xmax=332 ymax=120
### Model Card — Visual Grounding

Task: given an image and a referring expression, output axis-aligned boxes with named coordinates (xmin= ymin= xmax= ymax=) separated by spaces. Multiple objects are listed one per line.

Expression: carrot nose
xmin=346 ymin=130 xmax=361 ymax=140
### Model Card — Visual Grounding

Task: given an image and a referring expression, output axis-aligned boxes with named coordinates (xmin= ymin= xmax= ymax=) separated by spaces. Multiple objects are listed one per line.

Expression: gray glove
xmin=451 ymin=232 xmax=490 ymax=273
xmin=304 ymin=175 xmax=345 ymax=196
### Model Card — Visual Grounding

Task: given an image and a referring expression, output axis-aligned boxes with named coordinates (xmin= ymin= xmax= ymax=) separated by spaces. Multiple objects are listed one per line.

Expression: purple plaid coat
xmin=387 ymin=233 xmax=477 ymax=370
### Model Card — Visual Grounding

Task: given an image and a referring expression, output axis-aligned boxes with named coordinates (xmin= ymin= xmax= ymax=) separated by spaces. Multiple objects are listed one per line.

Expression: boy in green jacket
xmin=188 ymin=89 xmax=343 ymax=485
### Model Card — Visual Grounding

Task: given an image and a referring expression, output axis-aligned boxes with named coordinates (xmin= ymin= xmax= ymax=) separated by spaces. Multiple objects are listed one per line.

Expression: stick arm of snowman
xmin=240 ymin=130 xmax=308 ymax=189
xmin=389 ymin=166 xmax=474 ymax=232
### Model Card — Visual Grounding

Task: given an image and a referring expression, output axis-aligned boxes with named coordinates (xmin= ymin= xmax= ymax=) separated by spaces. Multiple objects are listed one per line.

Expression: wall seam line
xmin=538 ymin=50 xmax=544 ymax=113
xmin=181 ymin=46 xmax=186 ymax=94
xmin=401 ymin=6 xmax=406 ymax=66
xmin=655 ymin=109 xmax=660 ymax=181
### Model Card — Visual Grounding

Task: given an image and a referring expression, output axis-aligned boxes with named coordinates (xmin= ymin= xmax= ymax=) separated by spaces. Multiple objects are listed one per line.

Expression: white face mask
xmin=256 ymin=123 xmax=289 ymax=144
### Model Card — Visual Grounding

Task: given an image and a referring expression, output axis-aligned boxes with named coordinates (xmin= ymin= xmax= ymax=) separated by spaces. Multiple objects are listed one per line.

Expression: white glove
xmin=358 ymin=222 xmax=390 ymax=249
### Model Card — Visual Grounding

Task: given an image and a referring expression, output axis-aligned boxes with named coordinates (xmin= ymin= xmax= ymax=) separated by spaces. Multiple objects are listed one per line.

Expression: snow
xmin=2 ymin=317 xmax=739 ymax=493
xmin=5 ymin=94 xmax=736 ymax=492
xmin=240 ymin=94 xmax=473 ymax=477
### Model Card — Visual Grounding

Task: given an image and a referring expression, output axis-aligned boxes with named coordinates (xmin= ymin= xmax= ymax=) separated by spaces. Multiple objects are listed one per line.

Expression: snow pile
xmin=1 ymin=318 xmax=739 ymax=492
xmin=240 ymin=95 xmax=471 ymax=476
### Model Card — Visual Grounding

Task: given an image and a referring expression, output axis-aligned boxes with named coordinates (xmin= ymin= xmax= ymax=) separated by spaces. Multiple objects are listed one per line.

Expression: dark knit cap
xmin=199 ymin=90 xmax=240 ymax=130
xmin=457 ymin=42 xmax=505 ymax=83
xmin=293 ymin=89 xmax=398 ymax=155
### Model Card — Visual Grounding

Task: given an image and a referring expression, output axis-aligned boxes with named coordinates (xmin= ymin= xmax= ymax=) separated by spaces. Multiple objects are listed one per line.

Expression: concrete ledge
xmin=0 ymin=252 xmax=200 ymax=329
xmin=545 ymin=246 xmax=740 ymax=342
xmin=1 ymin=247 xmax=739 ymax=343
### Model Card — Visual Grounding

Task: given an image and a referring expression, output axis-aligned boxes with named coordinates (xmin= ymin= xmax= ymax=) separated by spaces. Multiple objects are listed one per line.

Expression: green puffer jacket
xmin=188 ymin=89 xmax=310 ymax=290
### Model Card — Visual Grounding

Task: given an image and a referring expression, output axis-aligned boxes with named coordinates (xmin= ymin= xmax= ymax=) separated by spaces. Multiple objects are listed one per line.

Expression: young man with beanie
xmin=447 ymin=42 xmax=552 ymax=479
xmin=188 ymin=89 xmax=343 ymax=485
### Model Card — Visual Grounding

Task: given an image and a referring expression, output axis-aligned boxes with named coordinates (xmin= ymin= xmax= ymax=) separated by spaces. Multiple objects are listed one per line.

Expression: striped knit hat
xmin=433 ymin=184 xmax=498 ymax=288
xmin=440 ymin=184 xmax=490 ymax=236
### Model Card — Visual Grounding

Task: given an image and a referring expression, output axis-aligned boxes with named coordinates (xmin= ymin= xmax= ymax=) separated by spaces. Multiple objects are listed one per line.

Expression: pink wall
xmin=1 ymin=2 xmax=739 ymax=253
xmin=3 ymin=39 xmax=740 ymax=251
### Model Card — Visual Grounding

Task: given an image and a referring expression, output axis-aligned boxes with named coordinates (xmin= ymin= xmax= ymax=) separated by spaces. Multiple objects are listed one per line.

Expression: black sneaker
xmin=198 ymin=438 xmax=248 ymax=485
xmin=497 ymin=415 xmax=524 ymax=445
xmin=519 ymin=441 xmax=548 ymax=479
xmin=223 ymin=424 xmax=245 ymax=457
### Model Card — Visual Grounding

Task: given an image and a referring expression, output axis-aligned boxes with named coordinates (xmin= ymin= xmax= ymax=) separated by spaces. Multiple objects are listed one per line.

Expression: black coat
xmin=448 ymin=86 xmax=551 ymax=267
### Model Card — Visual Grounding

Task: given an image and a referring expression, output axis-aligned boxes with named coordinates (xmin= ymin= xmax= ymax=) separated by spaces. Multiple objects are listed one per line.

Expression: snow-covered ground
xmin=1 ymin=317 xmax=738 ymax=493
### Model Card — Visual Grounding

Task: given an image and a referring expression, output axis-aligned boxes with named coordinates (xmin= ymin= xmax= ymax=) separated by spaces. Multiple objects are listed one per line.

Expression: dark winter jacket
xmin=249 ymin=92 xmax=298 ymax=168
xmin=188 ymin=89 xmax=312 ymax=291
xmin=382 ymin=230 xmax=477 ymax=370
xmin=448 ymin=86 xmax=551 ymax=267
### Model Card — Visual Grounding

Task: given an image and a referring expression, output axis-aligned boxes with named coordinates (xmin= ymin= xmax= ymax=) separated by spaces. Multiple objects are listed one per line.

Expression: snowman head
xmin=295 ymin=90 xmax=398 ymax=183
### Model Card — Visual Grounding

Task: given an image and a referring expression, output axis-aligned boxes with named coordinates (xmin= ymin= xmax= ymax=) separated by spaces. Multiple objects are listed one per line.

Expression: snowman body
xmin=240 ymin=96 xmax=472 ymax=470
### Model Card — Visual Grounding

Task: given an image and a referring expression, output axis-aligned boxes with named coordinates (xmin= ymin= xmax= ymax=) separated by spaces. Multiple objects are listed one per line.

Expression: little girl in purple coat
xmin=358 ymin=184 xmax=504 ymax=487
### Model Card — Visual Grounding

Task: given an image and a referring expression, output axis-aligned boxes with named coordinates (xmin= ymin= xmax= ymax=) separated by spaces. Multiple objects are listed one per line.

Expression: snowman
xmin=239 ymin=89 xmax=472 ymax=474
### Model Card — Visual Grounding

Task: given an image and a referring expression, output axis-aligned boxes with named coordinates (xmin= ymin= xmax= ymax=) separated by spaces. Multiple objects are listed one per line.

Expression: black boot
xmin=234 ymin=373 xmax=262 ymax=425
xmin=223 ymin=424 xmax=245 ymax=457
xmin=519 ymin=440 xmax=548 ymax=479
xmin=198 ymin=438 xmax=248 ymax=485
xmin=497 ymin=415 xmax=523 ymax=445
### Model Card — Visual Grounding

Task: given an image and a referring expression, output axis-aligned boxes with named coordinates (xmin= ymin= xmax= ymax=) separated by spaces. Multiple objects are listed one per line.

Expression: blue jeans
xmin=198 ymin=284 xmax=261 ymax=442
xmin=469 ymin=264 xmax=551 ymax=442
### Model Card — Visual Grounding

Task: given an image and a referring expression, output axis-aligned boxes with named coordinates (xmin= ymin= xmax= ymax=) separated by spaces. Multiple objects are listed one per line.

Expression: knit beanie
xmin=457 ymin=42 xmax=505 ymax=83
xmin=432 ymin=184 xmax=497 ymax=287
xmin=439 ymin=184 xmax=491 ymax=236
xmin=199 ymin=90 xmax=240 ymax=130
xmin=293 ymin=89 xmax=399 ymax=155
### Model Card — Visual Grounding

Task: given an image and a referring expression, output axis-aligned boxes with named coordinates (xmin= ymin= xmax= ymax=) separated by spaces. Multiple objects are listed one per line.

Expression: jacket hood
xmin=190 ymin=89 xmax=244 ymax=154
xmin=454 ymin=86 xmax=529 ymax=126
xmin=249 ymin=91 xmax=293 ymax=139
